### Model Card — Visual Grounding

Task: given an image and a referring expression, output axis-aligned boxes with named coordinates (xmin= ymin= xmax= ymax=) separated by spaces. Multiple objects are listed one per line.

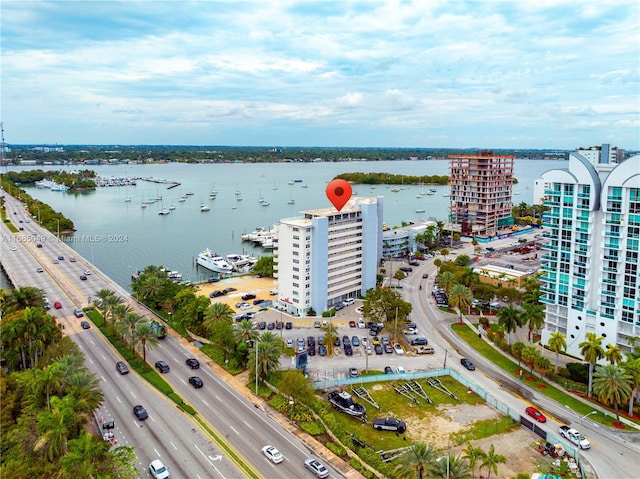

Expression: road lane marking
xmin=229 ymin=425 xmax=239 ymax=435
xmin=243 ymin=421 xmax=253 ymax=430
xmin=170 ymin=441 xmax=177 ymax=450
xmin=202 ymin=399 xmax=209 ymax=406
xmin=194 ymin=443 xmax=225 ymax=477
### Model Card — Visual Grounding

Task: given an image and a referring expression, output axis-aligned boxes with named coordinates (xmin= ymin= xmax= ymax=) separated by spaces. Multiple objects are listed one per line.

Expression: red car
xmin=526 ymin=406 xmax=547 ymax=423
xmin=53 ymin=301 xmax=62 ymax=309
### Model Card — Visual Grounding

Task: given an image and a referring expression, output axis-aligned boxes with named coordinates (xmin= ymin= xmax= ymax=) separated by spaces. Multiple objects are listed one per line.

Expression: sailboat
xmin=288 ymin=193 xmax=295 ymax=205
xmin=272 ymin=180 xmax=278 ymax=190
xmin=200 ymin=196 xmax=210 ymax=211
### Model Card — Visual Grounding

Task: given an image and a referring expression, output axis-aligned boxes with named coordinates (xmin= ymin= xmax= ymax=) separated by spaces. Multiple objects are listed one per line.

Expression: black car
xmin=116 ymin=361 xmax=129 ymax=375
xmin=242 ymin=293 xmax=256 ymax=300
xmin=207 ymin=277 xmax=221 ymax=283
xmin=308 ymin=344 xmax=316 ymax=356
xmin=37 ymin=243 xmax=43 ymax=248
xmin=342 ymin=335 xmax=350 ymax=346
xmin=318 ymin=345 xmax=327 ymax=356
xmin=374 ymin=344 xmax=383 ymax=355
xmin=133 ymin=404 xmax=148 ymax=420
xmin=384 ymin=366 xmax=393 ymax=374
xmin=210 ymin=290 xmax=225 ymax=298
xmin=344 ymin=344 xmax=353 ymax=356
xmin=399 ymin=266 xmax=413 ymax=272
xmin=80 ymin=320 xmax=90 ymax=329
xmin=253 ymin=298 xmax=265 ymax=305
xmin=57 ymin=255 xmax=64 ymax=260
xmin=267 ymin=322 xmax=275 ymax=330
xmin=334 ymin=337 xmax=341 ymax=347
xmin=258 ymin=321 xmax=266 ymax=330
xmin=461 ymin=358 xmax=476 ymax=371
xmin=223 ymin=287 xmax=237 ymax=293
xmin=79 ymin=275 xmax=88 ymax=280
xmin=275 ymin=321 xmax=283 ymax=330
xmin=155 ymin=360 xmax=170 ymax=373
xmin=285 ymin=322 xmax=292 ymax=330
xmin=422 ymin=273 xmax=429 ymax=279
xmin=188 ymin=376 xmax=203 ymax=388
xmin=186 ymin=358 xmax=200 ymax=369
xmin=307 ymin=336 xmax=316 ymax=346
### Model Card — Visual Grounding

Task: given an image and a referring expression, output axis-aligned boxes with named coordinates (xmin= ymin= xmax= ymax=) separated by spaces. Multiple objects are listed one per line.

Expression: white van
xmin=343 ymin=298 xmax=355 ymax=307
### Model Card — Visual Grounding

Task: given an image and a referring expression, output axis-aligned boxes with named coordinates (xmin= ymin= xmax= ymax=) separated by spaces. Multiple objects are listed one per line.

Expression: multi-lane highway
xmin=1 ymin=193 xmax=346 ymax=479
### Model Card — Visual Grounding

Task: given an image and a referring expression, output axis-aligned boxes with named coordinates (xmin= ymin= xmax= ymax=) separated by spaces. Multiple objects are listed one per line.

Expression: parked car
xmin=285 ymin=322 xmax=292 ymax=330
xmin=133 ymin=404 xmax=148 ymax=420
xmin=357 ymin=319 xmax=366 ymax=329
xmin=304 ymin=458 xmax=329 ymax=478
xmin=349 ymin=367 xmax=359 ymax=378
xmin=186 ymin=358 xmax=200 ymax=369
xmin=399 ymin=266 xmax=413 ymax=272
xmin=149 ymin=459 xmax=169 ymax=479
xmin=344 ymin=344 xmax=353 ymax=356
xmin=318 ymin=344 xmax=327 ymax=356
xmin=286 ymin=339 xmax=293 ymax=348
xmin=351 ymin=336 xmax=360 ymax=347
xmin=242 ymin=293 xmax=256 ymax=300
xmin=116 ymin=361 xmax=129 ymax=374
xmin=210 ymin=290 xmax=225 ymax=298
xmin=384 ymin=366 xmax=393 ymax=374
xmin=374 ymin=344 xmax=383 ymax=355
xmin=155 ymin=360 xmax=170 ymax=373
xmin=188 ymin=376 xmax=203 ymax=388
xmin=460 ymin=358 xmax=476 ymax=371
xmin=373 ymin=417 xmax=407 ymax=433
xmin=393 ymin=343 xmax=404 ymax=355
xmin=261 ymin=445 xmax=284 ymax=464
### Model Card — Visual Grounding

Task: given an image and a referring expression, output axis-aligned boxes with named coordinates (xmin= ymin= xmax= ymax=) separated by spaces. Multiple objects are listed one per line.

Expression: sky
xmin=1 ymin=0 xmax=639 ymax=149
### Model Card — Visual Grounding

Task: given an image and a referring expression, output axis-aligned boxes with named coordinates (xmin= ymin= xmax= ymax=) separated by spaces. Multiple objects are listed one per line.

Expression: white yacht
xmin=196 ymin=249 xmax=233 ymax=273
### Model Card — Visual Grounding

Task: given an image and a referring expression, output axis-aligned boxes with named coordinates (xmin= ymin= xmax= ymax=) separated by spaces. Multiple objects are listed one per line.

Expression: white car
xmin=396 ymin=366 xmax=406 ymax=374
xmin=366 ymin=345 xmax=373 ymax=355
xmin=83 ymin=269 xmax=91 ymax=275
xmin=357 ymin=319 xmax=366 ymax=329
xmin=286 ymin=339 xmax=293 ymax=348
xmin=393 ymin=343 xmax=404 ymax=355
xmin=361 ymin=337 xmax=369 ymax=346
xmin=149 ymin=459 xmax=170 ymax=479
xmin=262 ymin=445 xmax=284 ymax=464
xmin=240 ymin=303 xmax=252 ymax=310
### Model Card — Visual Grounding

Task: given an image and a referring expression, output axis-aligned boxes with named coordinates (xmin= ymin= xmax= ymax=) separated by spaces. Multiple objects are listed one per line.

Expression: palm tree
xmin=579 ymin=332 xmax=605 ymax=398
xmin=437 ymin=271 xmax=456 ymax=295
xmin=592 ymin=364 xmax=632 ymax=425
xmin=4 ymin=286 xmax=46 ymax=313
xmin=462 ymin=441 xmax=486 ymax=478
xmin=395 ymin=442 xmax=437 ymax=479
xmin=520 ymin=303 xmax=544 ymax=343
xmin=35 ymin=396 xmax=74 ymax=461
xmin=117 ymin=312 xmax=145 ymax=353
xmin=93 ymin=288 xmax=115 ymax=310
xmin=522 ymin=345 xmax=539 ymax=375
xmin=204 ymin=302 xmax=235 ymax=332
xmin=605 ymin=344 xmax=623 ymax=365
xmin=479 ymin=444 xmax=506 ymax=479
xmin=547 ymin=332 xmax=567 ymax=373
xmin=60 ymin=433 xmax=110 ymax=478
xmin=442 ymin=455 xmax=471 ymax=479
xmin=233 ymin=319 xmax=259 ymax=346
xmin=459 ymin=268 xmax=479 ymax=288
xmin=321 ymin=320 xmax=339 ymax=356
xmin=35 ymin=362 xmax=65 ymax=410
xmin=252 ymin=333 xmax=282 ymax=385
xmin=522 ymin=287 xmax=542 ymax=306
xmin=433 ymin=258 xmax=442 ymax=275
xmin=133 ymin=323 xmax=159 ymax=369
xmin=111 ymin=303 xmax=133 ymax=327
xmin=497 ymin=305 xmax=522 ymax=345
xmin=101 ymin=294 xmax=124 ymax=326
xmin=448 ymin=283 xmax=473 ymax=322
xmin=534 ymin=355 xmax=553 ymax=378
xmin=622 ymin=356 xmax=640 ymax=416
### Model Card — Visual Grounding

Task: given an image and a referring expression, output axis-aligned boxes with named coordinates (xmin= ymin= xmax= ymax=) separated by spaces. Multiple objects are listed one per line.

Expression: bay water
xmin=12 ymin=159 xmax=563 ymax=290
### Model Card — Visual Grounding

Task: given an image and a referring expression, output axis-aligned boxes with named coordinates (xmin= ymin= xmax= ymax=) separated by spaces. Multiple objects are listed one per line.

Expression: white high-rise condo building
xmin=274 ymin=197 xmax=383 ymax=316
xmin=536 ymin=147 xmax=639 ymax=358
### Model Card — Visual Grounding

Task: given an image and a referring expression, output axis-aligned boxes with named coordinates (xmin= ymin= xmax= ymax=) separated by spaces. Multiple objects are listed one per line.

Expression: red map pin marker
xmin=326 ymin=179 xmax=352 ymax=211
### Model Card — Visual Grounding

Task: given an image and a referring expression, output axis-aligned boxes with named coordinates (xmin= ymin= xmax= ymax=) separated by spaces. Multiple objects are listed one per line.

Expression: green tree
xmin=35 ymin=362 xmax=65 ymax=410
xmin=3 ymin=286 xmax=46 ymax=313
xmin=497 ymin=305 xmax=522 ymax=345
xmin=35 ymin=396 xmax=74 ymax=462
xmin=592 ymin=364 xmax=632 ymax=425
xmin=133 ymin=323 xmax=159 ymax=370
xmin=437 ymin=271 xmax=456 ymax=294
xmin=278 ymin=369 xmax=314 ymax=405
xmin=204 ymin=302 xmax=235 ymax=332
xmin=320 ymin=320 xmax=339 ymax=356
xmin=534 ymin=355 xmax=553 ymax=378
xmin=547 ymin=332 xmax=567 ymax=373
xmin=522 ymin=345 xmax=539 ymax=375
xmin=435 ymin=454 xmax=470 ymax=479
xmin=605 ymin=344 xmax=623 ymax=365
xmin=462 ymin=441 xmax=486 ymax=478
xmin=479 ymin=444 xmax=506 ymax=479
xmin=622 ymin=356 xmax=640 ymax=416
xmin=233 ymin=319 xmax=259 ymax=347
xmin=117 ymin=312 xmax=145 ymax=353
xmin=520 ymin=303 xmax=544 ymax=343
xmin=60 ymin=432 xmax=110 ymax=477
xmin=511 ymin=341 xmax=526 ymax=368
xmin=448 ymin=283 xmax=473 ymax=322
xmin=579 ymin=332 xmax=605 ymax=398
xmin=362 ymin=287 xmax=412 ymax=334
xmin=252 ymin=255 xmax=274 ymax=277
xmin=251 ymin=332 xmax=282 ymax=386
xmin=395 ymin=442 xmax=437 ymax=479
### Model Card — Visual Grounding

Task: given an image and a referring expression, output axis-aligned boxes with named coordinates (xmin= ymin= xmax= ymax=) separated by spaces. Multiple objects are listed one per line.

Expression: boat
xmin=158 ymin=207 xmax=170 ymax=215
xmin=196 ymin=249 xmax=234 ymax=273
xmin=391 ymin=187 xmax=400 ymax=192
xmin=169 ymin=204 xmax=176 ymax=210
xmin=328 ymin=391 xmax=366 ymax=420
xmin=124 ymin=197 xmax=132 ymax=202
xmin=416 ymin=208 xmax=426 ymax=213
xmin=227 ymin=254 xmax=258 ymax=269
xmin=261 ymin=201 xmax=270 ymax=206
xmin=200 ymin=204 xmax=210 ymax=212
xmin=236 ymin=196 xmax=243 ymax=201
xmin=287 ymin=180 xmax=295 ymax=185
xmin=429 ymin=188 xmax=437 ymax=193
xmin=301 ymin=183 xmax=308 ymax=188
xmin=288 ymin=194 xmax=295 ymax=205
xmin=273 ymin=181 xmax=278 ymax=190
xmin=178 ymin=196 xmax=186 ymax=202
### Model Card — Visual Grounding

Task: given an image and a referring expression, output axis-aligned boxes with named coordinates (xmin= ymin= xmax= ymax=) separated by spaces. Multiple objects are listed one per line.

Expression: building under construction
xmin=449 ymin=151 xmax=515 ymax=237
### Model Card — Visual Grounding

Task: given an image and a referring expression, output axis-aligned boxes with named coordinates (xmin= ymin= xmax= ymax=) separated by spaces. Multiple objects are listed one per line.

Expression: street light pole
xmin=55 ymin=218 xmax=60 ymax=239
xmin=437 ymin=455 xmax=449 ymax=479
xmin=580 ymin=410 xmax=597 ymax=435
xmin=255 ymin=343 xmax=259 ymax=397
xmin=36 ymin=206 xmax=40 ymax=224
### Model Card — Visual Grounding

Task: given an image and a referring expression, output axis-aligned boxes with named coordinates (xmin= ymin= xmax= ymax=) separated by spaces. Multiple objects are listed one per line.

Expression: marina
xmin=12 ymin=159 xmax=562 ymax=290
